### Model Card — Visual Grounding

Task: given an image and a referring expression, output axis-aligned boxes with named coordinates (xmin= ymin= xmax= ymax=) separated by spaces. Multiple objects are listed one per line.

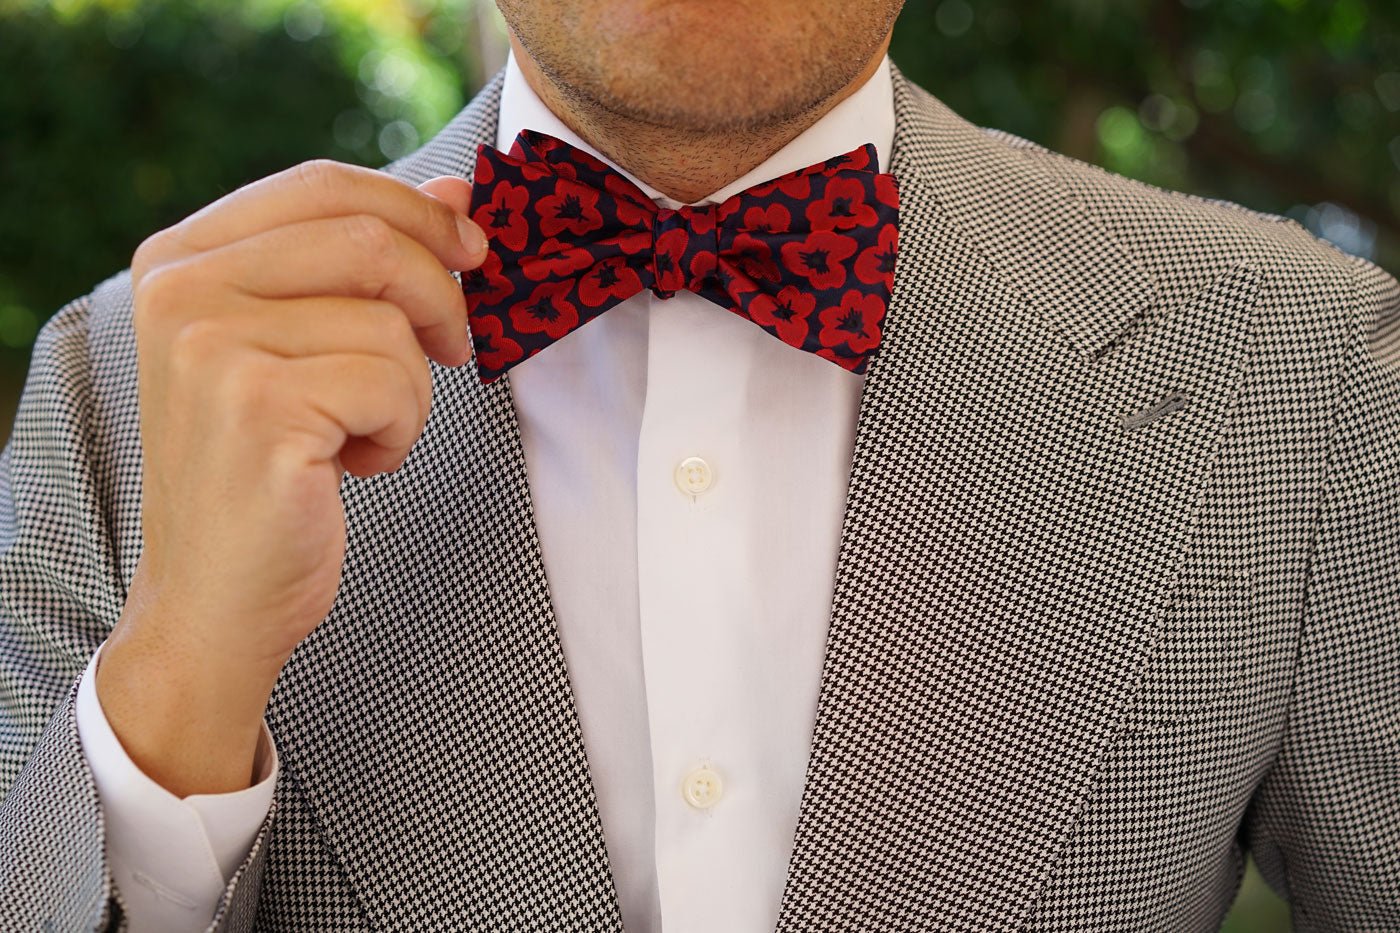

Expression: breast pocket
xmin=1120 ymin=569 xmax=1256 ymax=733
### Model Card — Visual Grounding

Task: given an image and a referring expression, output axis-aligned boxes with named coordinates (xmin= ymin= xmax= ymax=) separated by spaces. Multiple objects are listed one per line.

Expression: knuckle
xmin=342 ymin=213 xmax=397 ymax=265
xmin=167 ymin=317 xmax=226 ymax=370
xmin=442 ymin=268 xmax=468 ymax=311
xmin=403 ymin=343 xmax=432 ymax=395
xmin=413 ymin=357 xmax=433 ymax=424
xmin=372 ymin=355 xmax=417 ymax=415
xmin=396 ymin=348 xmax=433 ymax=427
xmin=366 ymin=301 xmax=416 ymax=351
xmin=130 ymin=231 xmax=167 ymax=283
xmin=292 ymin=158 xmax=348 ymax=198
xmin=216 ymin=352 xmax=276 ymax=414
xmin=366 ymin=306 xmax=432 ymax=405
xmin=133 ymin=263 xmax=186 ymax=326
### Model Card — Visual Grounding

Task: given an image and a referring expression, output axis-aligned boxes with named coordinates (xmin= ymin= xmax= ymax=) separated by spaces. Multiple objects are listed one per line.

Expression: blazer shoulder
xmin=976 ymin=123 xmax=1398 ymax=336
xmin=80 ymin=267 xmax=140 ymax=377
xmin=989 ymin=125 xmax=1357 ymax=258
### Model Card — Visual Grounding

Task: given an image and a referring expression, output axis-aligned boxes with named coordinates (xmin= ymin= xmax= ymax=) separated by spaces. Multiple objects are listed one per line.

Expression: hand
xmin=95 ymin=160 xmax=486 ymax=796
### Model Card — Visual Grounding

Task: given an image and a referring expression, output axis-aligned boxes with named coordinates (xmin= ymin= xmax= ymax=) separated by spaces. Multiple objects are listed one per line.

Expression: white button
xmin=674 ymin=456 xmax=714 ymax=497
xmin=682 ymin=765 xmax=724 ymax=809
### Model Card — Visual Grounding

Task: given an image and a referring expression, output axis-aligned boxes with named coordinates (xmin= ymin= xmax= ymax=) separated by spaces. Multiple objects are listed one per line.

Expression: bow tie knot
xmin=650 ymin=204 xmax=717 ymax=298
xmin=463 ymin=129 xmax=899 ymax=383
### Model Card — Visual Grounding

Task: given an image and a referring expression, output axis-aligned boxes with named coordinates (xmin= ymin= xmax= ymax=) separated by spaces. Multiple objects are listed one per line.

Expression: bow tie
xmin=462 ymin=129 xmax=899 ymax=383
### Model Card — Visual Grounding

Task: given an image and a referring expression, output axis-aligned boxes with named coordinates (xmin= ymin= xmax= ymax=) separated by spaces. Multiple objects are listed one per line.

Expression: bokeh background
xmin=3 ymin=1 xmax=1397 ymax=927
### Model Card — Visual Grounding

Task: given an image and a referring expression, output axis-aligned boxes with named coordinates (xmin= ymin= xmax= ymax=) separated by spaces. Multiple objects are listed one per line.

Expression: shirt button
xmin=682 ymin=765 xmax=724 ymax=809
xmin=674 ymin=456 xmax=714 ymax=497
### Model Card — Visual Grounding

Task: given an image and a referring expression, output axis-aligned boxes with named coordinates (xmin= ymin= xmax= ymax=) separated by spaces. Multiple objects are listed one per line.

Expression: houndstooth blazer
xmin=1 ymin=63 xmax=1398 ymax=932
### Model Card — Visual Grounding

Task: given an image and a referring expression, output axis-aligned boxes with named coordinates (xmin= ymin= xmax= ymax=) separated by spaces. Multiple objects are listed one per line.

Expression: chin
xmin=592 ymin=0 xmax=788 ymax=37
xmin=582 ymin=6 xmax=837 ymax=128
xmin=504 ymin=0 xmax=893 ymax=132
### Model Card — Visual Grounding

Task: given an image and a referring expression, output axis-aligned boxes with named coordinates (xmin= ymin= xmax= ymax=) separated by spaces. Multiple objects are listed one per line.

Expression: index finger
xmin=153 ymin=160 xmax=487 ymax=273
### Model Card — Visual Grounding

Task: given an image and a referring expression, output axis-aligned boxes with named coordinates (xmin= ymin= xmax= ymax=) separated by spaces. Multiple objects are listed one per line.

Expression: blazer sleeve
xmin=0 ymin=289 xmax=274 ymax=932
xmin=1242 ymin=258 xmax=1400 ymax=929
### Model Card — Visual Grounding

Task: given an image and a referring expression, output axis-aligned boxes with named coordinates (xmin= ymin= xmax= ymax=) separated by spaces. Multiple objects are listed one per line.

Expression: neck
xmin=508 ymin=34 xmax=890 ymax=204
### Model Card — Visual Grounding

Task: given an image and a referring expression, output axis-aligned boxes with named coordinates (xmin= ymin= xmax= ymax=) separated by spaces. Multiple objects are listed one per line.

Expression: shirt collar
xmin=495 ymin=49 xmax=895 ymax=210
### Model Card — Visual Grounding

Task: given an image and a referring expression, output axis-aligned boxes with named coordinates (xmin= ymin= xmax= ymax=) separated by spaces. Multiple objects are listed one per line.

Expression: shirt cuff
xmin=75 ymin=640 xmax=278 ymax=918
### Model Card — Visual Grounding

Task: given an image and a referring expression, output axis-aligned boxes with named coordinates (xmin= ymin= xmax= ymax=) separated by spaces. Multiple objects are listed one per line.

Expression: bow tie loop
xmin=650 ymin=204 xmax=718 ymax=299
xmin=464 ymin=129 xmax=899 ymax=383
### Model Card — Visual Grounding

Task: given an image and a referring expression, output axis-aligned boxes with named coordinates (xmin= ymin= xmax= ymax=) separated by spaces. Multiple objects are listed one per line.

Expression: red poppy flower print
xmin=462 ymin=249 xmax=513 ymax=305
xmin=609 ymin=229 xmax=653 ymax=256
xmin=654 ymin=226 xmax=690 ymax=292
xmin=578 ymin=257 xmax=643 ymax=307
xmin=518 ymin=134 xmax=586 ymax=182
xmin=854 ymin=224 xmax=898 ymax=290
xmin=522 ymin=237 xmax=594 ymax=281
xmin=656 ymin=226 xmax=689 ymax=261
xmin=715 ymin=263 xmax=760 ymax=313
xmin=468 ymin=312 xmax=523 ymax=376
xmin=473 ymin=154 xmax=494 ymax=185
xmin=572 ymin=148 xmax=610 ymax=175
xmin=604 ymin=173 xmax=655 ymax=228
xmin=517 ymin=160 xmax=553 ymax=182
xmin=818 ymin=290 xmax=884 ymax=355
xmin=748 ymin=285 xmax=816 ymax=347
xmin=505 ymin=140 xmax=554 ymax=182
xmin=473 ymin=181 xmax=531 ymax=252
xmin=716 ymin=196 xmax=743 ymax=225
xmin=742 ymin=204 xmax=792 ymax=234
xmin=780 ymin=229 xmax=856 ymax=291
xmin=835 ymin=145 xmax=872 ymax=172
xmin=875 ymin=172 xmax=899 ymax=209
xmin=467 ymin=129 xmax=894 ymax=384
xmin=524 ymin=133 xmax=558 ymax=155
xmin=680 ymin=204 xmax=716 ymax=237
xmin=807 ymin=177 xmax=878 ymax=231
xmin=747 ymin=172 xmax=812 ymax=200
xmin=536 ymin=182 xmax=604 ymax=237
xmin=686 ymin=250 xmax=717 ymax=290
xmin=729 ymin=232 xmax=781 ymax=283
xmin=814 ymin=346 xmax=863 ymax=373
xmin=531 ymin=133 xmax=610 ymax=175
xmin=509 ymin=280 xmax=580 ymax=339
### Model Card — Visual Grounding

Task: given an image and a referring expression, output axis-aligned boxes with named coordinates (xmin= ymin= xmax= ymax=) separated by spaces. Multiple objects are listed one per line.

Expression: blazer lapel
xmin=265 ymin=73 xmax=624 ymax=930
xmin=776 ymin=68 xmax=1262 ymax=928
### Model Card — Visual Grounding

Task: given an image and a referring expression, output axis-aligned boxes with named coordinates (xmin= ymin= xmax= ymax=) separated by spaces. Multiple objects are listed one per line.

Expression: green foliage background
xmin=2 ymin=2 xmax=1394 ymax=927
xmin=888 ymin=0 xmax=1398 ymax=279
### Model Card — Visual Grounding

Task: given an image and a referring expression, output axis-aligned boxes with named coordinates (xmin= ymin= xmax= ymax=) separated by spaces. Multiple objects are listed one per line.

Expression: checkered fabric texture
xmin=1 ymin=64 xmax=1397 ymax=931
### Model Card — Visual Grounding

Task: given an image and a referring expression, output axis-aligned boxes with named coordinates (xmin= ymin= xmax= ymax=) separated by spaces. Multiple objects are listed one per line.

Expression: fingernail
xmin=456 ymin=215 xmax=487 ymax=262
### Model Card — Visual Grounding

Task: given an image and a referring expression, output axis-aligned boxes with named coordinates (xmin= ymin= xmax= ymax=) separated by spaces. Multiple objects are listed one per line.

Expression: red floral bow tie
xmin=462 ymin=129 xmax=899 ymax=383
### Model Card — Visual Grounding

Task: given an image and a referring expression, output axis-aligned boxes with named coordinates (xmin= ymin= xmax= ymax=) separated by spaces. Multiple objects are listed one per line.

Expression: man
xmin=1 ymin=0 xmax=1397 ymax=929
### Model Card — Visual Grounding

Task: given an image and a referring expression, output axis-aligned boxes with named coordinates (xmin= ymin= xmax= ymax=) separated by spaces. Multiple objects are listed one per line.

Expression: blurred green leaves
xmin=890 ymin=0 xmax=1398 ymax=278
xmin=0 ymin=0 xmax=490 ymax=371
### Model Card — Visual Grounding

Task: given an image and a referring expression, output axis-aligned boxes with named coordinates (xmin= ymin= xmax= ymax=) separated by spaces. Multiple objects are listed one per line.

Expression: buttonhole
xmin=1121 ymin=391 xmax=1189 ymax=430
xmin=133 ymin=869 xmax=200 ymax=909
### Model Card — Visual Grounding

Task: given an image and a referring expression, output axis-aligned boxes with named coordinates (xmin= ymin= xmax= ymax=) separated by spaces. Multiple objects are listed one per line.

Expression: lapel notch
xmin=886 ymin=66 xmax=1159 ymax=362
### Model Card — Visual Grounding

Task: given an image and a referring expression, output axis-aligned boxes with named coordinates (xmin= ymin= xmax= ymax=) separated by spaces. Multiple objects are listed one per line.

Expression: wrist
xmin=96 ymin=620 xmax=282 ymax=796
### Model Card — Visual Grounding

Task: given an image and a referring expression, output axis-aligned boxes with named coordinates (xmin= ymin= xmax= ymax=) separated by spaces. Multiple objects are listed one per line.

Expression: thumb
xmin=418 ymin=175 xmax=474 ymax=217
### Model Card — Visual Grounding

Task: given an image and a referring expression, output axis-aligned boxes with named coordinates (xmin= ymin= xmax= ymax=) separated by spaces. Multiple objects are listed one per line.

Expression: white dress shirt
xmin=75 ymin=50 xmax=895 ymax=932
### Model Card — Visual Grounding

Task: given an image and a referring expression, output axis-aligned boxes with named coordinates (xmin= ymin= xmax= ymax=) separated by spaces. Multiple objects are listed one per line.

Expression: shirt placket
xmin=635 ymin=286 xmax=759 ymax=930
